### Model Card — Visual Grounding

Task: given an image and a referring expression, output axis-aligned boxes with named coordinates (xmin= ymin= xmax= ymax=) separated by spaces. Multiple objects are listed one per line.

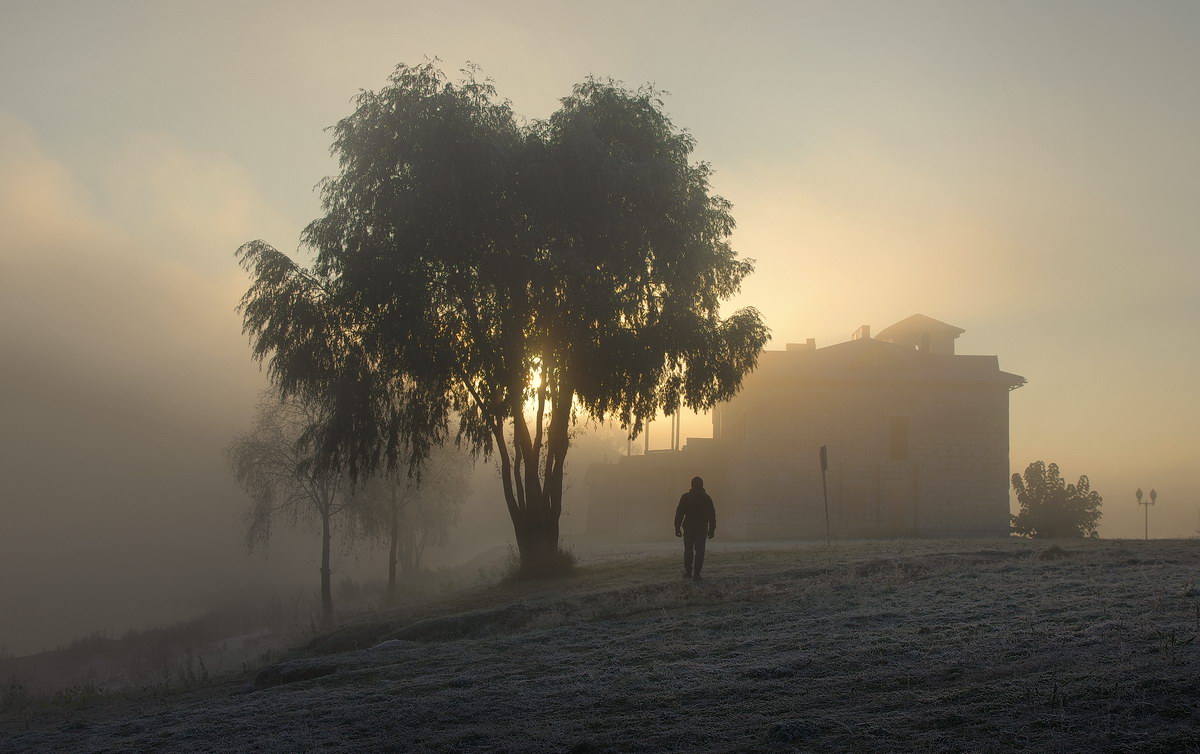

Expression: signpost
xmin=820 ymin=445 xmax=830 ymax=546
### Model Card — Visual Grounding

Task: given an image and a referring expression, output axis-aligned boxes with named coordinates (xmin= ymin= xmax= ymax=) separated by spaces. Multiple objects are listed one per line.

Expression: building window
xmin=890 ymin=417 xmax=909 ymax=461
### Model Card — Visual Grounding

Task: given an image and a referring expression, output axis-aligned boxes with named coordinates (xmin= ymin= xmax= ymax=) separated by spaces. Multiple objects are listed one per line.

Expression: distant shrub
xmin=49 ymin=681 xmax=107 ymax=710
xmin=1034 ymin=544 xmax=1073 ymax=560
xmin=57 ymin=631 xmax=111 ymax=658
xmin=1011 ymin=461 xmax=1102 ymax=538
xmin=1 ymin=676 xmax=29 ymax=714
xmin=337 ymin=577 xmax=363 ymax=601
xmin=175 ymin=648 xmax=210 ymax=690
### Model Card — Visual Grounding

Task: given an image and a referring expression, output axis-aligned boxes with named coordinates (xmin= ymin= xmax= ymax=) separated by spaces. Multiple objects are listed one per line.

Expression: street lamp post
xmin=1135 ymin=487 xmax=1157 ymax=541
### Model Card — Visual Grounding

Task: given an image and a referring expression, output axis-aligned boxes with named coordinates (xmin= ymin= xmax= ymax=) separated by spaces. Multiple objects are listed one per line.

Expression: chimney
xmin=786 ymin=339 xmax=816 ymax=352
xmin=852 ymin=325 xmax=871 ymax=341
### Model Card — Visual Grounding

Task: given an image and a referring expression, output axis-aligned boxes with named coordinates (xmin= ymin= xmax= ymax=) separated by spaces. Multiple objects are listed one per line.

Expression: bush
xmin=1 ymin=676 xmax=29 ymax=714
xmin=1011 ymin=461 xmax=1102 ymax=538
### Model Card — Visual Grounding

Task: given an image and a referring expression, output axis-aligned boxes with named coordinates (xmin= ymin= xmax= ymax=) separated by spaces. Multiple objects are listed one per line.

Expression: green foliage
xmin=237 ymin=61 xmax=769 ymax=565
xmin=1010 ymin=461 xmax=1102 ymax=538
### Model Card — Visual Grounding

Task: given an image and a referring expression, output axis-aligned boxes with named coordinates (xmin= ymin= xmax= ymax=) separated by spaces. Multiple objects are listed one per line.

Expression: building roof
xmin=875 ymin=313 xmax=966 ymax=343
xmin=758 ymin=336 xmax=1025 ymax=388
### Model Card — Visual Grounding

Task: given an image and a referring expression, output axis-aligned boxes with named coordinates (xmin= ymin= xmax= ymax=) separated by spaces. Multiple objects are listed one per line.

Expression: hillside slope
xmin=4 ymin=539 xmax=1200 ymax=753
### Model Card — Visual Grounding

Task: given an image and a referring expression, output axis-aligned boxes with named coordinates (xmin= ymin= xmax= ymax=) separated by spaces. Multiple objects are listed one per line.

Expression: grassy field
xmin=4 ymin=537 xmax=1200 ymax=752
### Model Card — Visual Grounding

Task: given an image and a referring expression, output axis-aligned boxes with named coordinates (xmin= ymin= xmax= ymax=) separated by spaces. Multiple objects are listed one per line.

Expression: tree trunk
xmin=497 ymin=393 xmax=570 ymax=575
xmin=320 ymin=509 xmax=334 ymax=630
xmin=386 ymin=496 xmax=398 ymax=604
xmin=413 ymin=528 xmax=427 ymax=574
xmin=398 ymin=526 xmax=416 ymax=576
xmin=511 ymin=499 xmax=563 ymax=573
xmin=508 ymin=458 xmax=567 ymax=570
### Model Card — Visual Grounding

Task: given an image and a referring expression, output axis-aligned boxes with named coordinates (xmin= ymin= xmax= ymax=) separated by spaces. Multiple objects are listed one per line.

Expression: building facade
xmin=585 ymin=315 xmax=1025 ymax=541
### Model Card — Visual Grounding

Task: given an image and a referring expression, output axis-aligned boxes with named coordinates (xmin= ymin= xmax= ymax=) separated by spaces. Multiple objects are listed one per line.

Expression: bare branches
xmin=224 ymin=393 xmax=347 ymax=552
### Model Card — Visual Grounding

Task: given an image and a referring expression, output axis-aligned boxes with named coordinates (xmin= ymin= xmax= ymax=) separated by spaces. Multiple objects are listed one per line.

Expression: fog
xmin=3 ymin=1 xmax=1199 ymax=656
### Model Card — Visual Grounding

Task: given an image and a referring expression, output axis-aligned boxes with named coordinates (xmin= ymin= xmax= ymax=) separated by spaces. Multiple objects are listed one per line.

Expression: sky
xmin=2 ymin=0 xmax=1198 ymax=654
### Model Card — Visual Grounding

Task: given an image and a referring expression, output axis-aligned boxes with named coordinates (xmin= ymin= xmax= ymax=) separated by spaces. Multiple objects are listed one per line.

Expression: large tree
xmin=225 ymin=394 xmax=350 ymax=627
xmin=237 ymin=62 xmax=768 ymax=572
xmin=1010 ymin=460 xmax=1103 ymax=538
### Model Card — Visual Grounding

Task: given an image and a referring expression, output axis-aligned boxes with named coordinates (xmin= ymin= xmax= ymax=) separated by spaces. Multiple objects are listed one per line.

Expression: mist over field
xmin=2 ymin=5 xmax=1199 ymax=748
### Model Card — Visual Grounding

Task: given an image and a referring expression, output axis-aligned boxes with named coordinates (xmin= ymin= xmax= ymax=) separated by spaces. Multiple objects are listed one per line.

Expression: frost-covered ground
xmin=4 ymin=538 xmax=1200 ymax=753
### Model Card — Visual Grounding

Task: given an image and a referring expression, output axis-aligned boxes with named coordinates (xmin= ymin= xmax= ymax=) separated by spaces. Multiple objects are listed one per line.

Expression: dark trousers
xmin=683 ymin=530 xmax=707 ymax=576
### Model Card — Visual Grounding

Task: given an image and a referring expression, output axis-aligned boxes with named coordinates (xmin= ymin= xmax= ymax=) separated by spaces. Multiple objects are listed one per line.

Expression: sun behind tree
xmin=236 ymin=61 xmax=768 ymax=574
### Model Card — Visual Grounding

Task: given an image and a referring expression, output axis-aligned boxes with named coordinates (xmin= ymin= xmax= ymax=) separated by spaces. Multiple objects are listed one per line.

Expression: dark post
xmin=820 ymin=445 xmax=830 ymax=546
xmin=1136 ymin=488 xmax=1157 ymax=540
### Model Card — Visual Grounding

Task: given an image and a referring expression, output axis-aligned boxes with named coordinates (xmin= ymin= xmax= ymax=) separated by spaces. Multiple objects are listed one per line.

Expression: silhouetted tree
xmin=350 ymin=444 xmax=471 ymax=601
xmin=1010 ymin=461 xmax=1102 ymax=538
xmin=225 ymin=395 xmax=350 ymax=628
xmin=236 ymin=62 xmax=768 ymax=573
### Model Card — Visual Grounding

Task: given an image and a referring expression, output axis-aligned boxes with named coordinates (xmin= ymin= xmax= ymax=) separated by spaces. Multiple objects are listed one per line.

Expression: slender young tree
xmin=237 ymin=62 xmax=768 ymax=573
xmin=350 ymin=444 xmax=470 ymax=601
xmin=226 ymin=394 xmax=350 ymax=627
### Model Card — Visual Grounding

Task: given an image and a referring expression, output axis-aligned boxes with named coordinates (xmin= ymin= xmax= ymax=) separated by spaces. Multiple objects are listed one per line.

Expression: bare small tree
xmin=226 ymin=394 xmax=349 ymax=628
xmin=350 ymin=445 xmax=470 ymax=602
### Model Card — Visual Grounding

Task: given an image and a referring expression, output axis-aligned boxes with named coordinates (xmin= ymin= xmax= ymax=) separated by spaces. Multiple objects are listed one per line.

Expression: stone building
xmin=585 ymin=314 xmax=1025 ymax=541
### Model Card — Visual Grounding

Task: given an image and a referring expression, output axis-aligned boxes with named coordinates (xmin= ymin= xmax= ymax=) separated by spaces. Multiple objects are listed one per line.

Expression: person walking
xmin=675 ymin=476 xmax=716 ymax=581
